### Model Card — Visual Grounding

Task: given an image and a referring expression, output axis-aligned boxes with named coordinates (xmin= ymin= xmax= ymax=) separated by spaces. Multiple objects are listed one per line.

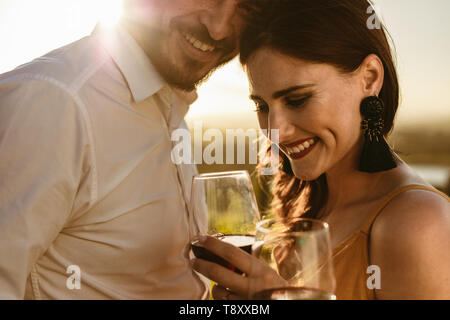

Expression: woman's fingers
xmin=212 ymin=285 xmax=247 ymax=300
xmin=212 ymin=284 xmax=229 ymax=300
xmin=191 ymin=235 xmax=288 ymax=297
xmin=192 ymin=258 xmax=252 ymax=297
xmin=195 ymin=235 xmax=255 ymax=275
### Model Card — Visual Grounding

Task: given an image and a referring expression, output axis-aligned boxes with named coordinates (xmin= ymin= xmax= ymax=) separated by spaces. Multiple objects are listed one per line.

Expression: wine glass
xmin=251 ymin=217 xmax=336 ymax=300
xmin=190 ymin=171 xmax=261 ymax=274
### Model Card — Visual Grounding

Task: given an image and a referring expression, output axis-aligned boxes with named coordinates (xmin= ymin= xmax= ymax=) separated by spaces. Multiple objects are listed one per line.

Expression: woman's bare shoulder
xmin=375 ymin=185 xmax=449 ymax=230
xmin=368 ymin=181 xmax=450 ymax=299
xmin=376 ymin=160 xmax=449 ymax=225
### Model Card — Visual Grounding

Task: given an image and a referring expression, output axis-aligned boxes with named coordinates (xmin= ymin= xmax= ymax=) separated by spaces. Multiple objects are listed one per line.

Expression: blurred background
xmin=1 ymin=0 xmax=449 ymax=201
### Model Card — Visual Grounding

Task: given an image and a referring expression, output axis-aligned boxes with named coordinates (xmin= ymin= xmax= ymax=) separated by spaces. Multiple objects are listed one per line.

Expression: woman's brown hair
xmin=240 ymin=0 xmax=400 ymax=219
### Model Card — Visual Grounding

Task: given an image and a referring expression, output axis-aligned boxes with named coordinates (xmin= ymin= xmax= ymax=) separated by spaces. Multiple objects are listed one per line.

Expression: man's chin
xmin=159 ymin=62 xmax=221 ymax=92
xmin=161 ymin=70 xmax=206 ymax=91
xmin=152 ymin=47 xmax=235 ymax=91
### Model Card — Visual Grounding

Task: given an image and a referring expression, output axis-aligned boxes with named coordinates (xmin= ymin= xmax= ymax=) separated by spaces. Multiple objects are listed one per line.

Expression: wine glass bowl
xmin=190 ymin=171 xmax=261 ymax=273
xmin=251 ymin=217 xmax=336 ymax=300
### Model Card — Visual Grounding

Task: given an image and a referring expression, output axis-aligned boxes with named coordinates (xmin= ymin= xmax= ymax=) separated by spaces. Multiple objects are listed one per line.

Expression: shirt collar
xmin=93 ymin=23 xmax=165 ymax=103
xmin=157 ymin=86 xmax=198 ymax=130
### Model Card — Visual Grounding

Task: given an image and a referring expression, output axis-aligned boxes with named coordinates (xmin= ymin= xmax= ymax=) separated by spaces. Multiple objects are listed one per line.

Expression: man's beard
xmin=151 ymin=53 xmax=233 ymax=92
xmin=148 ymin=42 xmax=235 ymax=92
xmin=141 ymin=20 xmax=237 ymax=92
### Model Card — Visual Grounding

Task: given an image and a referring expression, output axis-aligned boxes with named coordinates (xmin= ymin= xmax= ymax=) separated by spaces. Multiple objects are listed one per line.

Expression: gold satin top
xmin=332 ymin=184 xmax=450 ymax=300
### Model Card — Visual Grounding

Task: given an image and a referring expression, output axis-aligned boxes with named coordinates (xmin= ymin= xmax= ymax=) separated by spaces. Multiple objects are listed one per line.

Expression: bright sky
xmin=0 ymin=0 xmax=449 ymax=128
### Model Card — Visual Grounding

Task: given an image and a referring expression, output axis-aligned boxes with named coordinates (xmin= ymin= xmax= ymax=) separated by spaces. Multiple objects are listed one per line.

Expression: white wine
xmin=253 ymin=287 xmax=336 ymax=300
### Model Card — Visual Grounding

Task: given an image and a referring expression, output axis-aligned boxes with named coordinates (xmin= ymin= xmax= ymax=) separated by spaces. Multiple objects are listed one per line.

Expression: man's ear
xmin=359 ymin=54 xmax=384 ymax=96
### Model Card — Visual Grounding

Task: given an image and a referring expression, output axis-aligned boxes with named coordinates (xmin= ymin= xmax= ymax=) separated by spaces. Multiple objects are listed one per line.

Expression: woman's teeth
xmin=286 ymin=139 xmax=316 ymax=155
xmin=183 ymin=33 xmax=215 ymax=52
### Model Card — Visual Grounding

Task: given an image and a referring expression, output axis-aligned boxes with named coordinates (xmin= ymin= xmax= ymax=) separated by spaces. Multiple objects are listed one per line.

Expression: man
xmin=0 ymin=0 xmax=249 ymax=299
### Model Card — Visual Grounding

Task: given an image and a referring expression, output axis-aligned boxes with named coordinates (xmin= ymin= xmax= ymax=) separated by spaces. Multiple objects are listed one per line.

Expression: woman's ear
xmin=359 ymin=54 xmax=384 ymax=96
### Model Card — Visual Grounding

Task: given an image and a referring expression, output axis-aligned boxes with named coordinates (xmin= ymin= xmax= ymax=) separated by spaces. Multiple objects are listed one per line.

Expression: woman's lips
xmin=284 ymin=137 xmax=315 ymax=148
xmin=283 ymin=137 xmax=318 ymax=160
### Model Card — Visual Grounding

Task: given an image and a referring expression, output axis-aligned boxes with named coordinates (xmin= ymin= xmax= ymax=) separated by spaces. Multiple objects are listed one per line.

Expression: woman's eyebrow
xmin=272 ymin=84 xmax=315 ymax=99
xmin=250 ymin=84 xmax=315 ymax=101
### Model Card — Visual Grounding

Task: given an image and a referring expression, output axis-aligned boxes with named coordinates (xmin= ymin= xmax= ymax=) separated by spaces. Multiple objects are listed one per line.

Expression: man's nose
xmin=268 ymin=110 xmax=296 ymax=144
xmin=200 ymin=0 xmax=237 ymax=41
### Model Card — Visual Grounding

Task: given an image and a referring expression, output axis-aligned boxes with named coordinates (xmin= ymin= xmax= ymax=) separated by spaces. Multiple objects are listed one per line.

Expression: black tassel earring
xmin=359 ymin=96 xmax=397 ymax=173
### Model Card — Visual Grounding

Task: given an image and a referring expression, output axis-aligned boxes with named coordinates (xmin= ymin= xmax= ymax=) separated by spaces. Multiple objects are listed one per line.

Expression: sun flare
xmin=96 ymin=0 xmax=123 ymax=28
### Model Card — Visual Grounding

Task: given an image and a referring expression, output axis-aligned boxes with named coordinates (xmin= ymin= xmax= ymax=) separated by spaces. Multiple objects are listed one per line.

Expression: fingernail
xmin=198 ymin=235 xmax=207 ymax=243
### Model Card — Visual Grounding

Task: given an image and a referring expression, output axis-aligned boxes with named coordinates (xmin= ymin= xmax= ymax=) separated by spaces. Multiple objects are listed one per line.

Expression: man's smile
xmin=182 ymin=32 xmax=216 ymax=52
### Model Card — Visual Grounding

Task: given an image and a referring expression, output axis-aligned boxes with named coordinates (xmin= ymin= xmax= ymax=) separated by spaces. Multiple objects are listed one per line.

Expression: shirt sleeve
xmin=0 ymin=76 xmax=94 ymax=299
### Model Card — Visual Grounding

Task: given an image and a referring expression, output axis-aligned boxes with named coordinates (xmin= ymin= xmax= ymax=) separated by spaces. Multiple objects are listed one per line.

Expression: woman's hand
xmin=190 ymin=235 xmax=287 ymax=300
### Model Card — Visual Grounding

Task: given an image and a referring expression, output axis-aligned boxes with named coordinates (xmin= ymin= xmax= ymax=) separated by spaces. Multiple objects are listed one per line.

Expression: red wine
xmin=252 ymin=287 xmax=336 ymax=300
xmin=191 ymin=234 xmax=255 ymax=274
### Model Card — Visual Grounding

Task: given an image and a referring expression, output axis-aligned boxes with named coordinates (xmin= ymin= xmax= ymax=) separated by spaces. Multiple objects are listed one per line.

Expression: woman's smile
xmin=282 ymin=137 xmax=319 ymax=160
xmin=247 ymin=48 xmax=365 ymax=181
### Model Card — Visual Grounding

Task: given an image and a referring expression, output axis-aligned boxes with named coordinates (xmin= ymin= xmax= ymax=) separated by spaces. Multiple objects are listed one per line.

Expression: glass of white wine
xmin=251 ymin=217 xmax=336 ymax=300
xmin=190 ymin=171 xmax=261 ymax=274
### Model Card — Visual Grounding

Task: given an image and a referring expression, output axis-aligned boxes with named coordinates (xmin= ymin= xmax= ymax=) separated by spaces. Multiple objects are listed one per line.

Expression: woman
xmin=191 ymin=0 xmax=450 ymax=299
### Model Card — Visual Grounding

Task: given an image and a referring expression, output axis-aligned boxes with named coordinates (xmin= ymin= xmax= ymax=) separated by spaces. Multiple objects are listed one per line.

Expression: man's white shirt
xmin=0 ymin=23 xmax=208 ymax=299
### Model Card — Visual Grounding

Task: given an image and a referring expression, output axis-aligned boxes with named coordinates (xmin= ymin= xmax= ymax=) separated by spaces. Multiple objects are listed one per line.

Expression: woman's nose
xmin=268 ymin=110 xmax=296 ymax=144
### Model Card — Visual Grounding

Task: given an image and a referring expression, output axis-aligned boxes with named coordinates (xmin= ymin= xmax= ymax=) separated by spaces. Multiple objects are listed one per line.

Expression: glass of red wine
xmin=251 ymin=217 xmax=336 ymax=300
xmin=190 ymin=171 xmax=261 ymax=274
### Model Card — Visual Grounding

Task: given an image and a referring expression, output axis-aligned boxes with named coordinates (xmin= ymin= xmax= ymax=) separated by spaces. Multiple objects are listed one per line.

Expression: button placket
xmin=162 ymin=89 xmax=197 ymax=239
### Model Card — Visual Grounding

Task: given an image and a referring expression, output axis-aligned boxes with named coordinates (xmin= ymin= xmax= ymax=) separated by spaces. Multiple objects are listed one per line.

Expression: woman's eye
xmin=254 ymin=103 xmax=269 ymax=113
xmin=285 ymin=95 xmax=311 ymax=108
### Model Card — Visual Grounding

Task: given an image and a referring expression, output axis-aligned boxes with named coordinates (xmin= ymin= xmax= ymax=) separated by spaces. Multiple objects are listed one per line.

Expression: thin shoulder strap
xmin=361 ymin=184 xmax=450 ymax=234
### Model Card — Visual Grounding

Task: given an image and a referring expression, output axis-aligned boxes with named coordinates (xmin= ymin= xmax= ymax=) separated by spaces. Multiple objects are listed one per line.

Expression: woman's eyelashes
xmin=253 ymin=94 xmax=312 ymax=113
xmin=284 ymin=94 xmax=312 ymax=108
xmin=251 ymin=97 xmax=269 ymax=113
xmin=254 ymin=102 xmax=269 ymax=113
